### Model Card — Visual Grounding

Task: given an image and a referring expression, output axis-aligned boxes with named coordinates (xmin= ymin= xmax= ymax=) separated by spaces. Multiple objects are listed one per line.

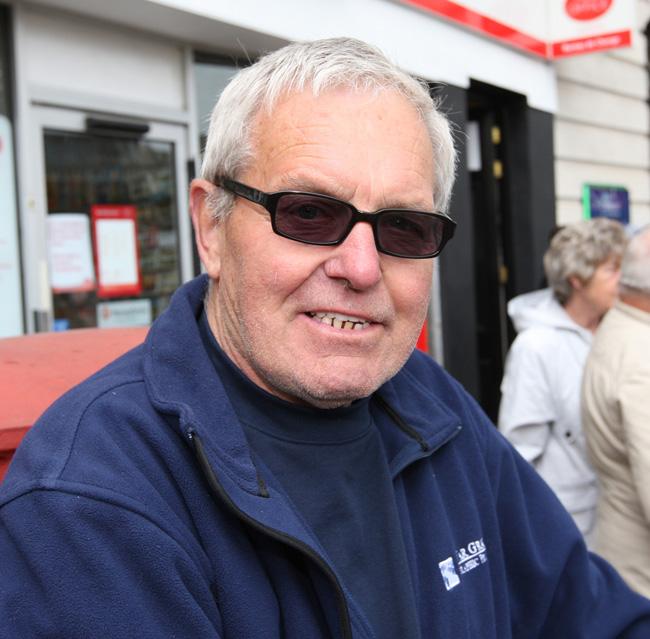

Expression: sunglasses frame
xmin=215 ymin=177 xmax=456 ymax=259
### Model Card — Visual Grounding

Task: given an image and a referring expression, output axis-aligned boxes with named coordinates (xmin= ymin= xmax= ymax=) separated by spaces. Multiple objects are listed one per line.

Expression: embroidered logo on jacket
xmin=438 ymin=538 xmax=488 ymax=591
xmin=438 ymin=557 xmax=460 ymax=591
xmin=456 ymin=538 xmax=488 ymax=575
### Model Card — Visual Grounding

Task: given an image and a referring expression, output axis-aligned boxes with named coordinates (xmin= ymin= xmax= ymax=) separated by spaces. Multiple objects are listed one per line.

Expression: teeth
xmin=308 ymin=312 xmax=370 ymax=330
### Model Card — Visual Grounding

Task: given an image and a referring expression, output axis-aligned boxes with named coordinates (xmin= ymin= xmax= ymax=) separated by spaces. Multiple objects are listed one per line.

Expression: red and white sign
xmin=91 ymin=204 xmax=142 ymax=298
xmin=400 ymin=0 xmax=634 ymax=58
xmin=565 ymin=0 xmax=612 ymax=21
xmin=549 ymin=0 xmax=632 ymax=58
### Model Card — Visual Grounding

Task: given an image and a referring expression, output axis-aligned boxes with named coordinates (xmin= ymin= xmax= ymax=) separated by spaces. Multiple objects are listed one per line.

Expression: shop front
xmin=33 ymin=107 xmax=190 ymax=330
xmin=4 ymin=0 xmax=566 ymax=402
xmin=11 ymin=3 xmax=197 ymax=333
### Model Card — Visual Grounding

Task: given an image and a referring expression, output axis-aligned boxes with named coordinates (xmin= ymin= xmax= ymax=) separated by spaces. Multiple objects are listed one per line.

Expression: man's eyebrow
xmin=281 ymin=175 xmax=347 ymax=199
xmin=280 ymin=176 xmax=434 ymax=211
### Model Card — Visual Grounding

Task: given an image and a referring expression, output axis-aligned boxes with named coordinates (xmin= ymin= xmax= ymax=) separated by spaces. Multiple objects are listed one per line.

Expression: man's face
xmin=195 ymin=88 xmax=436 ymax=408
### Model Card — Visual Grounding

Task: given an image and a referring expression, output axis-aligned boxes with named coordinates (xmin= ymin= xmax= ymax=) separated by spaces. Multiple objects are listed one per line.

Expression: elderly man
xmin=1 ymin=38 xmax=649 ymax=639
xmin=582 ymin=225 xmax=650 ymax=599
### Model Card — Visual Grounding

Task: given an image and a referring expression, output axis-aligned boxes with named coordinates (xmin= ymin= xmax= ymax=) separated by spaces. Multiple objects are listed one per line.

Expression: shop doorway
xmin=465 ymin=81 xmax=556 ymax=421
xmin=437 ymin=84 xmax=556 ymax=420
xmin=467 ymin=96 xmax=512 ymax=421
xmin=24 ymin=107 xmax=192 ymax=332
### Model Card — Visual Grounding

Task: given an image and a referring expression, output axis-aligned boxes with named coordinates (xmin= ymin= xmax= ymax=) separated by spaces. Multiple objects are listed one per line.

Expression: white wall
xmin=21 ymin=0 xmax=558 ymax=113
xmin=19 ymin=3 xmax=187 ymax=114
xmin=554 ymin=0 xmax=650 ymax=227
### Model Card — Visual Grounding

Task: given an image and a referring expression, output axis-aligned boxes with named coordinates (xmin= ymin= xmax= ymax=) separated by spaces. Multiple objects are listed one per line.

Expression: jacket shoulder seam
xmin=51 ymin=377 xmax=146 ymax=480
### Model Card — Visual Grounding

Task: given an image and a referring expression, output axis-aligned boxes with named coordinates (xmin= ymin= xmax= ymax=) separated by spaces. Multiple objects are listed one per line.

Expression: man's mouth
xmin=307 ymin=312 xmax=371 ymax=330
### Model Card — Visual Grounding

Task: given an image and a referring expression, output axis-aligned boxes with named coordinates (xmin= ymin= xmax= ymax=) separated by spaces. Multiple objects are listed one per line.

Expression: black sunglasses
xmin=215 ymin=177 xmax=456 ymax=259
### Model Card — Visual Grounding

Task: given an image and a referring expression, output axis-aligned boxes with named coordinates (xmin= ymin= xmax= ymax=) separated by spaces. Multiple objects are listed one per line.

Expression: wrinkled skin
xmin=191 ymin=88 xmax=436 ymax=408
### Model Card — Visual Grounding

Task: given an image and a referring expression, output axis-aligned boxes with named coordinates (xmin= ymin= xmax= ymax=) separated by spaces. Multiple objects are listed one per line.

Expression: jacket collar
xmin=143 ymin=275 xmax=462 ymax=496
xmin=373 ymin=361 xmax=462 ymax=477
xmin=143 ymin=275 xmax=261 ymax=495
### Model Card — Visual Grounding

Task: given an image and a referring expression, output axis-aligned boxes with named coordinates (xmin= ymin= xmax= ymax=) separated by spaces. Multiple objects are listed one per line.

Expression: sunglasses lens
xmin=377 ymin=211 xmax=445 ymax=258
xmin=275 ymin=194 xmax=352 ymax=244
xmin=272 ymin=192 xmax=449 ymax=258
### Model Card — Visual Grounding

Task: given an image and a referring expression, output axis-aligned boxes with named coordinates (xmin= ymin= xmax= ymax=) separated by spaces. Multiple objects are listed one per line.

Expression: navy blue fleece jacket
xmin=1 ymin=275 xmax=649 ymax=638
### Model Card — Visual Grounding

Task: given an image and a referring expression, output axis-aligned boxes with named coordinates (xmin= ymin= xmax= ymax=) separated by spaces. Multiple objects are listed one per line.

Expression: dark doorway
xmin=468 ymin=81 xmax=558 ymax=421
xmin=438 ymin=81 xmax=556 ymax=422
xmin=467 ymin=84 xmax=518 ymax=421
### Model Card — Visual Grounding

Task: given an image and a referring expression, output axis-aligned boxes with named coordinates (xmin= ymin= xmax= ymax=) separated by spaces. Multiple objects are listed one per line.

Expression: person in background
xmin=498 ymin=218 xmax=627 ymax=543
xmin=2 ymin=39 xmax=650 ymax=638
xmin=582 ymin=224 xmax=650 ymax=598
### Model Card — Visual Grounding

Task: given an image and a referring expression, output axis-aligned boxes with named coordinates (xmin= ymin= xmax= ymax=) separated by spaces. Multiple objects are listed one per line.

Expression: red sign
xmin=552 ymin=28 xmax=630 ymax=57
xmin=400 ymin=0 xmax=547 ymax=57
xmin=565 ymin=0 xmax=613 ymax=21
xmin=399 ymin=0 xmax=633 ymax=59
xmin=91 ymin=205 xmax=142 ymax=298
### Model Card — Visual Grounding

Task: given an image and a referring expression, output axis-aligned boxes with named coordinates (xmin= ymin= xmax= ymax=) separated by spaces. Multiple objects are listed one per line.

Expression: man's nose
xmin=323 ymin=221 xmax=382 ymax=290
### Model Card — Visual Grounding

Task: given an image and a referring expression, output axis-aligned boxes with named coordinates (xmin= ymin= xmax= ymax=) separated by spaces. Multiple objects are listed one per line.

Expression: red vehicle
xmin=0 ymin=327 xmax=147 ymax=481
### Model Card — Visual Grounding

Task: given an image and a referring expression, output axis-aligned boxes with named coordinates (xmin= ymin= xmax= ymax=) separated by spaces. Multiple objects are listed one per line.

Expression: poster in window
xmin=46 ymin=213 xmax=96 ymax=293
xmin=91 ymin=204 xmax=142 ymax=298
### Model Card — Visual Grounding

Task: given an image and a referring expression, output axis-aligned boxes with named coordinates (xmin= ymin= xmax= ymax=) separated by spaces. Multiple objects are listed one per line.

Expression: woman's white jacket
xmin=498 ymin=288 xmax=597 ymax=540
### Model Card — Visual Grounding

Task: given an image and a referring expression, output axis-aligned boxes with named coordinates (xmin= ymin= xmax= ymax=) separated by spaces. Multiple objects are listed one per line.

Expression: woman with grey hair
xmin=498 ymin=217 xmax=627 ymax=544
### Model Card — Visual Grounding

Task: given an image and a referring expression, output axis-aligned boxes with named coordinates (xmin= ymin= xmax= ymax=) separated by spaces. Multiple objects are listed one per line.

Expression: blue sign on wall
xmin=582 ymin=184 xmax=629 ymax=225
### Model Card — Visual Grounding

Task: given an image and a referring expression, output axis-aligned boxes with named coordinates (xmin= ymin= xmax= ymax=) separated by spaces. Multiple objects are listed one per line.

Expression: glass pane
xmin=44 ymin=130 xmax=180 ymax=329
xmin=194 ymin=59 xmax=239 ymax=157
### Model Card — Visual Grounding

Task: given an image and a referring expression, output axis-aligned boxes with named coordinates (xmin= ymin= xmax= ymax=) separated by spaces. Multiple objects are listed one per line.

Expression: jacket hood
xmin=507 ymin=288 xmax=587 ymax=336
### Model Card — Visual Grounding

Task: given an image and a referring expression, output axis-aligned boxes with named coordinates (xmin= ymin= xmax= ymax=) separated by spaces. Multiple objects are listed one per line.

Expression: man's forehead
xmin=243 ymin=89 xmax=435 ymax=210
xmin=252 ymin=85 xmax=423 ymax=133
xmin=249 ymin=88 xmax=432 ymax=162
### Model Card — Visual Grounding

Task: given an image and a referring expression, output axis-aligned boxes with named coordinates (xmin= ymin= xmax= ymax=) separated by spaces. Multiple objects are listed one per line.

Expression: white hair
xmin=543 ymin=218 xmax=627 ymax=305
xmin=200 ymin=37 xmax=457 ymax=218
xmin=620 ymin=224 xmax=650 ymax=295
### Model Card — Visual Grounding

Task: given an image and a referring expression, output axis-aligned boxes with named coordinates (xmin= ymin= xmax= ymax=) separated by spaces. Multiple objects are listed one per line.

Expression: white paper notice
xmin=96 ymin=218 xmax=139 ymax=288
xmin=97 ymin=298 xmax=152 ymax=328
xmin=46 ymin=213 xmax=96 ymax=293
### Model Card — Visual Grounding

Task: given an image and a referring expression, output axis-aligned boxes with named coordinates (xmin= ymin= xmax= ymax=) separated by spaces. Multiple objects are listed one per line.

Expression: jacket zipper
xmin=372 ymin=394 xmax=430 ymax=451
xmin=373 ymin=393 xmax=462 ymax=476
xmin=188 ymin=429 xmax=353 ymax=639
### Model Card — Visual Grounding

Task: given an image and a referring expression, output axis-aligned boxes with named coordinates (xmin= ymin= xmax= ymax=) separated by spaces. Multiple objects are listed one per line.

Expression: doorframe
xmin=22 ymin=105 xmax=192 ymax=332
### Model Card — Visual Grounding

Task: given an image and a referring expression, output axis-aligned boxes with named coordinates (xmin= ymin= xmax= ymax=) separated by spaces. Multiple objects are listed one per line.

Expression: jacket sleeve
xmin=620 ymin=363 xmax=650 ymax=525
xmin=484 ymin=423 xmax=650 ymax=638
xmin=498 ymin=333 xmax=555 ymax=464
xmin=0 ymin=487 xmax=223 ymax=639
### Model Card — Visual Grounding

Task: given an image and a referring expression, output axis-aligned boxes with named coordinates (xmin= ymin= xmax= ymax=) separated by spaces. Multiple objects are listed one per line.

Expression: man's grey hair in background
xmin=620 ymin=224 xmax=650 ymax=296
xmin=200 ymin=37 xmax=457 ymax=219
xmin=544 ymin=218 xmax=627 ymax=305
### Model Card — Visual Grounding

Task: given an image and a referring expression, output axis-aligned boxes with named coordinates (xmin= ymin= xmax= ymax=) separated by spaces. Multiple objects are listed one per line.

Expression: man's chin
xmin=248 ymin=350 xmax=414 ymax=409
xmin=278 ymin=373 xmax=393 ymax=409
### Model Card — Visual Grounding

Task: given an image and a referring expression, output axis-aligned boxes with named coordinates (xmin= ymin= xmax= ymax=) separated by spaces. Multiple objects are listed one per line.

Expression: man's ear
xmin=190 ymin=178 xmax=225 ymax=280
